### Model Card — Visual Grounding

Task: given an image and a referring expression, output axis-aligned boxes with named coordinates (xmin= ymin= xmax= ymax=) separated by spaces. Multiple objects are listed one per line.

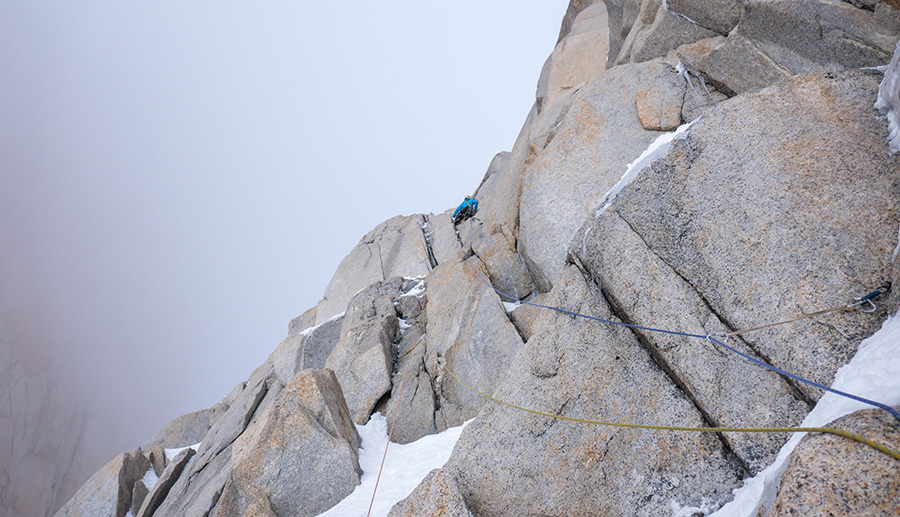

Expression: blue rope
xmin=462 ymin=250 xmax=900 ymax=423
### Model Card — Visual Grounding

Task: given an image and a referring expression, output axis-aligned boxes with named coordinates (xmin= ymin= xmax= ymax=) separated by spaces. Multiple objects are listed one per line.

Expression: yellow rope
xmin=441 ymin=362 xmax=900 ymax=462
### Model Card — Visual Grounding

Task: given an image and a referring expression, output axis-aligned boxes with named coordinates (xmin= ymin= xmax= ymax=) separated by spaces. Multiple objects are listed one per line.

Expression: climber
xmin=452 ymin=197 xmax=479 ymax=225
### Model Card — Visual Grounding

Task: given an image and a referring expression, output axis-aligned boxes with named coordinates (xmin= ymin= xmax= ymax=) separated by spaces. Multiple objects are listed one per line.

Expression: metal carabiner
xmin=848 ymin=283 xmax=891 ymax=313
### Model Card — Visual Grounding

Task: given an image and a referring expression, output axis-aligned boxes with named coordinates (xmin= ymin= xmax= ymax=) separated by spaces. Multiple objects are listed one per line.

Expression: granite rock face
xmin=572 ymin=209 xmax=810 ymax=474
xmin=216 ymin=369 xmax=361 ymax=517
xmin=698 ymin=0 xmax=900 ymax=94
xmin=604 ymin=0 xmax=900 ymax=95
xmin=141 ymin=408 xmax=211 ymax=451
xmin=616 ymin=0 xmax=720 ymax=65
xmin=135 ymin=448 xmax=195 ymax=517
xmin=56 ymin=449 xmax=149 ymax=517
xmin=316 ymin=214 xmax=432 ymax=324
xmin=444 ymin=266 xmax=745 ymax=515
xmin=610 ymin=70 xmax=900 ymax=401
xmin=423 ymin=250 xmax=525 ymax=432
xmin=519 ymin=59 xmax=677 ymax=291
xmin=325 ymin=278 xmax=402 ymax=424
xmin=60 ymin=3 xmax=900 ymax=516
xmin=538 ymin=2 xmax=610 ymax=113
xmin=388 ymin=469 xmax=471 ymax=517
xmin=56 ymin=454 xmax=126 ymax=517
xmin=772 ymin=409 xmax=900 ymax=516
xmin=666 ymin=0 xmax=744 ymax=34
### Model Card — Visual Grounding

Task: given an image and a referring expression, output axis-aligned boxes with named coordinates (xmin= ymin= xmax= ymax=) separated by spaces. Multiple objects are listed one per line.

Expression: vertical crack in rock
xmin=568 ymin=256 xmax=752 ymax=475
xmin=616 ymin=211 xmax=817 ymax=408
xmin=376 ymin=238 xmax=388 ymax=283
xmin=420 ymin=350 xmax=442 ymax=431
xmin=202 ymin=484 xmax=225 ymax=517
xmin=421 ymin=214 xmax=439 ymax=269
xmin=468 ymin=247 xmax=530 ymax=346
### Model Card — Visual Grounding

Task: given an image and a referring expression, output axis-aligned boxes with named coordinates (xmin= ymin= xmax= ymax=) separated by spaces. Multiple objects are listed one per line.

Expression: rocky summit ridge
xmin=59 ymin=1 xmax=900 ymax=516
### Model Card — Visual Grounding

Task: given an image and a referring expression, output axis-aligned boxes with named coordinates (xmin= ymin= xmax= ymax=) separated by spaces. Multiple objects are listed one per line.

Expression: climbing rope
xmin=714 ymin=283 xmax=891 ymax=338
xmin=365 ymin=255 xmax=898 ymax=511
xmin=441 ymin=359 xmax=900 ymax=462
xmin=367 ymin=333 xmax=425 ymax=517
xmin=460 ymin=248 xmax=900 ymax=422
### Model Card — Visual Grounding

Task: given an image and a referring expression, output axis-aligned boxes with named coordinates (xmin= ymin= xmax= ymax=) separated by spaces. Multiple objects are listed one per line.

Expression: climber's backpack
xmin=452 ymin=197 xmax=479 ymax=225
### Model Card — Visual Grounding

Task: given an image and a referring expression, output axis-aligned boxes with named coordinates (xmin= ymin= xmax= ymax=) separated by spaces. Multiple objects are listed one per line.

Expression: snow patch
xmin=400 ymin=277 xmax=426 ymax=299
xmin=142 ymin=466 xmax=160 ymax=491
xmin=671 ymin=497 xmax=718 ymax=517
xmin=711 ymin=311 xmax=900 ymax=517
xmin=503 ymin=301 xmax=521 ymax=313
xmin=676 ymin=60 xmax=710 ymax=98
xmin=875 ymin=39 xmax=900 ymax=153
xmin=595 ymin=119 xmax=698 ymax=217
xmin=893 ymin=225 xmax=900 ymax=262
xmin=298 ymin=310 xmax=346 ymax=337
xmin=662 ymin=0 xmax=702 ymax=26
xmin=397 ymin=317 xmax=411 ymax=335
xmin=319 ymin=413 xmax=471 ymax=516
xmin=164 ymin=442 xmax=200 ymax=462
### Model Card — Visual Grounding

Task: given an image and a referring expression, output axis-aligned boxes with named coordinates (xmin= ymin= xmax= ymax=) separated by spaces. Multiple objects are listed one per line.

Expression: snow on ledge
xmin=503 ymin=301 xmax=522 ymax=313
xmin=164 ymin=442 xmax=201 ymax=462
xmin=595 ymin=119 xmax=698 ymax=217
xmin=297 ymin=310 xmax=346 ymax=337
xmin=319 ymin=413 xmax=471 ymax=516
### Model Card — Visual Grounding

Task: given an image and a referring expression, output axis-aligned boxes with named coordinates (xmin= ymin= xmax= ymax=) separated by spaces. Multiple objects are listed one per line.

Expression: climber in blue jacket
xmin=452 ymin=197 xmax=478 ymax=225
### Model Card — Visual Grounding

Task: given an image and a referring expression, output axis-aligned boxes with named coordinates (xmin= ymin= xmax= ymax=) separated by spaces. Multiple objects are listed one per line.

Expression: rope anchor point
xmin=847 ymin=282 xmax=891 ymax=314
xmin=706 ymin=332 xmax=728 ymax=344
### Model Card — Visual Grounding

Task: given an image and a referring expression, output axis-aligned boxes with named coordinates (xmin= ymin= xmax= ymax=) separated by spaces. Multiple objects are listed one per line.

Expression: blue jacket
xmin=453 ymin=198 xmax=478 ymax=219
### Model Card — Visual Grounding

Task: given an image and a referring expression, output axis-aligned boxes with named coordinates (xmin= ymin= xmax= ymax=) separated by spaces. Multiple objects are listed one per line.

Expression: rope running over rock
xmin=367 ymin=334 xmax=425 ymax=517
xmin=441 ymin=358 xmax=900 ymax=462
xmin=460 ymin=247 xmax=900 ymax=423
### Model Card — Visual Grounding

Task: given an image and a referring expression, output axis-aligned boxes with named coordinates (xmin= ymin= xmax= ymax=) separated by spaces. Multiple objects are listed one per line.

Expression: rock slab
xmin=388 ymin=469 xmax=471 ymax=517
xmin=772 ymin=409 xmax=900 ymax=516
xmin=444 ymin=266 xmax=745 ymax=515
xmin=216 ymin=369 xmax=361 ymax=517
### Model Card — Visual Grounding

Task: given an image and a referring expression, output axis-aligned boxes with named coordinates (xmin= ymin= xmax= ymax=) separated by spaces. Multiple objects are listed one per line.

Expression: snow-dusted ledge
xmin=318 ymin=414 xmax=470 ymax=517
xmin=595 ymin=119 xmax=698 ymax=217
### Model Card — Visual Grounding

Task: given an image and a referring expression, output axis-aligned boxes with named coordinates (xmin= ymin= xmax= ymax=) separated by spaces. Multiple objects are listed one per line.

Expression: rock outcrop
xmin=771 ymin=409 xmax=900 ymax=515
xmin=215 ymin=369 xmax=361 ymax=517
xmin=60 ymin=1 xmax=900 ymax=516
xmin=443 ymin=265 xmax=746 ymax=515
xmin=315 ymin=215 xmax=432 ymax=324
xmin=388 ymin=469 xmax=471 ymax=517
xmin=135 ymin=447 xmax=195 ymax=517
xmin=520 ymin=59 xmax=677 ymax=291
xmin=57 ymin=449 xmax=149 ymax=517
xmin=326 ymin=279 xmax=402 ymax=424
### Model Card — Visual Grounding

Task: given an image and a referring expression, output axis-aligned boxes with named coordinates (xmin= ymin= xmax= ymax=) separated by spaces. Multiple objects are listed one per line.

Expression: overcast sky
xmin=0 ymin=0 xmax=570 ymax=486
